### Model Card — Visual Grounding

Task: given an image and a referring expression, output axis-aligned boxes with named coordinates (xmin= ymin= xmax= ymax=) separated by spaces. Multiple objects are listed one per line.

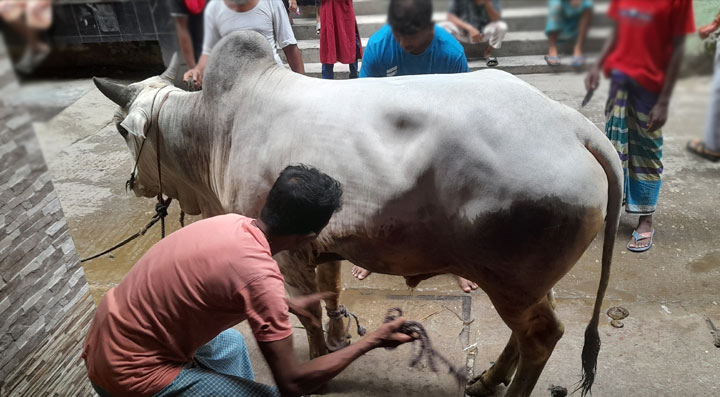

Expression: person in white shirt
xmin=184 ymin=0 xmax=305 ymax=89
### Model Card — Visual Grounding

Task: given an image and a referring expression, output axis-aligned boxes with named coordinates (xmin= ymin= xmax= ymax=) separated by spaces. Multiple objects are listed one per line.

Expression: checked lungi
xmin=604 ymin=70 xmax=664 ymax=214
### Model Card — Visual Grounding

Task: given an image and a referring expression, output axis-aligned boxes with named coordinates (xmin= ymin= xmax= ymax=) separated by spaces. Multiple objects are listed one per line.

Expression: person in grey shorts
xmin=687 ymin=8 xmax=720 ymax=162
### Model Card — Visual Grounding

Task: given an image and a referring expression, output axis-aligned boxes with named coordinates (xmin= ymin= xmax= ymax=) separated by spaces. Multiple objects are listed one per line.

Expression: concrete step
xmin=285 ymin=27 xmax=610 ymax=63
xmin=462 ymin=26 xmax=609 ymax=58
xmin=301 ymin=53 xmax=597 ymax=78
xmin=299 ymin=0 xmax=558 ymax=17
xmin=292 ymin=4 xmax=610 ymax=40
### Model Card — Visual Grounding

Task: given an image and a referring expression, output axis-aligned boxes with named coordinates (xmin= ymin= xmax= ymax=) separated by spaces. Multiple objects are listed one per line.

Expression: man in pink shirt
xmin=83 ymin=165 xmax=414 ymax=396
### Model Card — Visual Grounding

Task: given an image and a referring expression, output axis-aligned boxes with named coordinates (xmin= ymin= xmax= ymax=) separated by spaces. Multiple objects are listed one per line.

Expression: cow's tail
xmin=576 ymin=127 xmax=623 ymax=397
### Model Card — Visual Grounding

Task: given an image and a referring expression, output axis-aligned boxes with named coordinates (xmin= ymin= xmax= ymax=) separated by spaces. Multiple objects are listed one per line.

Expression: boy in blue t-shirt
xmin=356 ymin=0 xmax=476 ymax=293
xmin=359 ymin=0 xmax=469 ymax=78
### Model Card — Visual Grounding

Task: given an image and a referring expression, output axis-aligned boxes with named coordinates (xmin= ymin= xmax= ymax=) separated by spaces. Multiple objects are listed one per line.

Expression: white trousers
xmin=705 ymin=38 xmax=720 ymax=151
xmin=440 ymin=20 xmax=508 ymax=49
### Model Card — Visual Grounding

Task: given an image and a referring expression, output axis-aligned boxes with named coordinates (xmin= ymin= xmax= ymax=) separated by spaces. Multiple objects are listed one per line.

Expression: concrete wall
xmin=0 ymin=36 xmax=90 ymax=386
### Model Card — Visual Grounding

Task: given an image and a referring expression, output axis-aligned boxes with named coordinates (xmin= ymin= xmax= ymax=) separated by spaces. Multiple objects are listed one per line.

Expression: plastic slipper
xmin=486 ymin=57 xmax=498 ymax=67
xmin=627 ymin=229 xmax=655 ymax=252
xmin=316 ymin=21 xmax=321 ymax=35
xmin=572 ymin=55 xmax=585 ymax=67
xmin=686 ymin=139 xmax=720 ymax=162
xmin=544 ymin=55 xmax=561 ymax=66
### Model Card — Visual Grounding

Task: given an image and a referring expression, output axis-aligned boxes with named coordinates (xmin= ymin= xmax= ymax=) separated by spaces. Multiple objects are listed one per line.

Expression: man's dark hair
xmin=388 ymin=0 xmax=434 ymax=36
xmin=260 ymin=164 xmax=343 ymax=236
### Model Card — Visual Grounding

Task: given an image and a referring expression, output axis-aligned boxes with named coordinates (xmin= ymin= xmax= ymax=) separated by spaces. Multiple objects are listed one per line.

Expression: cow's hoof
xmin=465 ymin=372 xmax=497 ymax=397
xmin=326 ymin=334 xmax=351 ymax=352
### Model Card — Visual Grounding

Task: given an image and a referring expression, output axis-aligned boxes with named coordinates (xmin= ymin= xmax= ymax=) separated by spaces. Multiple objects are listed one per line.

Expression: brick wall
xmin=0 ymin=35 xmax=93 ymax=392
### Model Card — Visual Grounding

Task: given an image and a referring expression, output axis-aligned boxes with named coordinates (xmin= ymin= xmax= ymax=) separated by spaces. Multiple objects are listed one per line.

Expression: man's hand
xmin=468 ymin=26 xmax=483 ymax=44
xmin=647 ymin=101 xmax=669 ymax=133
xmin=699 ymin=22 xmax=719 ymax=40
xmin=183 ymin=67 xmax=203 ymax=90
xmin=366 ymin=318 xmax=416 ymax=349
xmin=585 ymin=65 xmax=601 ymax=92
xmin=287 ymin=292 xmax=336 ymax=328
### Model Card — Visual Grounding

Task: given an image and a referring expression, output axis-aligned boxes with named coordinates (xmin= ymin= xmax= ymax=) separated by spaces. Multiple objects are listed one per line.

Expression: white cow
xmin=93 ymin=31 xmax=622 ymax=397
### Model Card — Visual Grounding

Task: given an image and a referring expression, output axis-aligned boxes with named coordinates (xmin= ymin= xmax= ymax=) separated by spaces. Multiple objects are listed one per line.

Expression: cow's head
xmin=93 ymin=54 xmax=181 ymax=198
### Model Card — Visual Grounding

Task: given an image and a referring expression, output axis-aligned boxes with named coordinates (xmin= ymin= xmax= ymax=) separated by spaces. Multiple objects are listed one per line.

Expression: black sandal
xmin=486 ymin=57 xmax=498 ymax=67
xmin=687 ymin=139 xmax=720 ymax=162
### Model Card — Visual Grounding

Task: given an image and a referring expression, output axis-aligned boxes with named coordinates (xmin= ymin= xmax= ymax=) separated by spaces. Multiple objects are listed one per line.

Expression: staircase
xmin=289 ymin=0 xmax=611 ymax=78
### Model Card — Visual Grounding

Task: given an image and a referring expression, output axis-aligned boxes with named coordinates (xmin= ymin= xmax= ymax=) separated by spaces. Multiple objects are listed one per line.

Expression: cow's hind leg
xmin=316 ymin=261 xmax=350 ymax=351
xmin=467 ymin=290 xmax=558 ymax=396
xmin=502 ymin=299 xmax=565 ymax=397
xmin=466 ymin=334 xmax=519 ymax=396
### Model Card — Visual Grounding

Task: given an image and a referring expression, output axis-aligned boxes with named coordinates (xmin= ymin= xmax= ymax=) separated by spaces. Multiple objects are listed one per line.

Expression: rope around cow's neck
xmin=383 ymin=308 xmax=468 ymax=385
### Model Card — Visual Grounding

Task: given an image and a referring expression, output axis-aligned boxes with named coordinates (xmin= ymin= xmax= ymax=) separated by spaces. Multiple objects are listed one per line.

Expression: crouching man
xmin=442 ymin=0 xmax=508 ymax=67
xmin=83 ymin=164 xmax=414 ymax=396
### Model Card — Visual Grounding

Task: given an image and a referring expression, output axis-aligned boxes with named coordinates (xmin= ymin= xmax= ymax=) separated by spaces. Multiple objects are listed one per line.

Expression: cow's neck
xmin=153 ymin=89 xmax=224 ymax=216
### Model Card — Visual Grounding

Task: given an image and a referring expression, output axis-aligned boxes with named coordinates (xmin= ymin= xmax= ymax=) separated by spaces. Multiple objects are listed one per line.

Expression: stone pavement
xmin=26 ymin=70 xmax=720 ymax=396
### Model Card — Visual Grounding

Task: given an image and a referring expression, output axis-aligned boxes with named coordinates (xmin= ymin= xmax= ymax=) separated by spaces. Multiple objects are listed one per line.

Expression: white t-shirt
xmin=202 ymin=0 xmax=297 ymax=65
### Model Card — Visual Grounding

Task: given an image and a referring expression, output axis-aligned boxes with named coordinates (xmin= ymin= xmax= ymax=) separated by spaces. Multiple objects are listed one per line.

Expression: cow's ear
xmin=119 ymin=111 xmax=148 ymax=138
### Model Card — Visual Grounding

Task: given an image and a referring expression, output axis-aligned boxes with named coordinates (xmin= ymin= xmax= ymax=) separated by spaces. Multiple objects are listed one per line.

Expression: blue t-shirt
xmin=359 ymin=24 xmax=469 ymax=78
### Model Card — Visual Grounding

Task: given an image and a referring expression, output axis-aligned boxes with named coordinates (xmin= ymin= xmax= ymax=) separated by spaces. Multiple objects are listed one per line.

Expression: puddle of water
xmin=686 ymin=251 xmax=720 ymax=273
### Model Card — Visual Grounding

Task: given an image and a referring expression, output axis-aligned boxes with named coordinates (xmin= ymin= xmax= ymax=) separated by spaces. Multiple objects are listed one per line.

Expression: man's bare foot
xmin=458 ymin=277 xmax=478 ymax=293
xmin=351 ymin=265 xmax=371 ymax=280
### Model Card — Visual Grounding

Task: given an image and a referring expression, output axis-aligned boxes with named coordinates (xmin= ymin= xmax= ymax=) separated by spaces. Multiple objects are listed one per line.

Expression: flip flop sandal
xmin=316 ymin=21 xmax=321 ymax=35
xmin=544 ymin=55 xmax=561 ymax=66
xmin=572 ymin=55 xmax=586 ymax=67
xmin=686 ymin=140 xmax=720 ymax=162
xmin=627 ymin=229 xmax=655 ymax=252
xmin=486 ymin=57 xmax=498 ymax=67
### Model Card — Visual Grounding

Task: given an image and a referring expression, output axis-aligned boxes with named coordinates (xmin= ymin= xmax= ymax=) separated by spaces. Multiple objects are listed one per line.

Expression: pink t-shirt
xmin=82 ymin=214 xmax=293 ymax=396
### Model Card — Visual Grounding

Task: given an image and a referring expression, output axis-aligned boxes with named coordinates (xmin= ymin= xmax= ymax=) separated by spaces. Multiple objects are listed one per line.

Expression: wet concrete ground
xmin=30 ymin=72 xmax=720 ymax=396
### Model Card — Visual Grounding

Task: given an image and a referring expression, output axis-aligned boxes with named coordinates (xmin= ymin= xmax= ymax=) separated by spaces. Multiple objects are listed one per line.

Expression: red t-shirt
xmin=82 ymin=215 xmax=293 ymax=396
xmin=604 ymin=0 xmax=695 ymax=93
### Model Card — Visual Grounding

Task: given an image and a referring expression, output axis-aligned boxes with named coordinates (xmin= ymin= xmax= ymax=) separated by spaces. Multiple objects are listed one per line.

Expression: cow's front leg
xmin=277 ymin=253 xmax=329 ymax=359
xmin=316 ymin=261 xmax=349 ymax=351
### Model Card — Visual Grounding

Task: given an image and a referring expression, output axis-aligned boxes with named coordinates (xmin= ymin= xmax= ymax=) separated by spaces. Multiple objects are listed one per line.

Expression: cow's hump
xmin=203 ymin=31 xmax=276 ymax=99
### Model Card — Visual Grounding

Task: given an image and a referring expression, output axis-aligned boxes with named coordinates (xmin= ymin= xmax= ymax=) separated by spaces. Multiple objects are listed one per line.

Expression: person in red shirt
xmin=320 ymin=0 xmax=362 ymax=79
xmin=585 ymin=0 xmax=695 ymax=252
xmin=83 ymin=165 xmax=415 ymax=396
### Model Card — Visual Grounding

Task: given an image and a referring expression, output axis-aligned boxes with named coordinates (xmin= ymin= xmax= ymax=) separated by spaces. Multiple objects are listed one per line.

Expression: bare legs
xmin=5 ymin=19 xmax=50 ymax=74
xmin=546 ymin=8 xmax=592 ymax=65
xmin=351 ymin=265 xmax=478 ymax=293
xmin=574 ymin=9 xmax=592 ymax=58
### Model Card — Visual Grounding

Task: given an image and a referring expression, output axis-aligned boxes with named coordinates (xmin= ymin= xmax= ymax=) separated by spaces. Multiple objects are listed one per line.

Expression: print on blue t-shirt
xmin=359 ymin=24 xmax=469 ymax=77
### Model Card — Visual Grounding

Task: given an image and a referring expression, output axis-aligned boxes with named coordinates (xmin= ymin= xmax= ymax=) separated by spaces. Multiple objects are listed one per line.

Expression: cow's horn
xmin=93 ymin=77 xmax=137 ymax=108
xmin=160 ymin=53 xmax=180 ymax=82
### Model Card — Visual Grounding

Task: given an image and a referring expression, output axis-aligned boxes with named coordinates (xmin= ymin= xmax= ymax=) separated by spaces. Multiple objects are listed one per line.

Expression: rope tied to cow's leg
xmin=383 ymin=308 xmax=468 ymax=385
xmin=326 ymin=305 xmax=367 ymax=337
